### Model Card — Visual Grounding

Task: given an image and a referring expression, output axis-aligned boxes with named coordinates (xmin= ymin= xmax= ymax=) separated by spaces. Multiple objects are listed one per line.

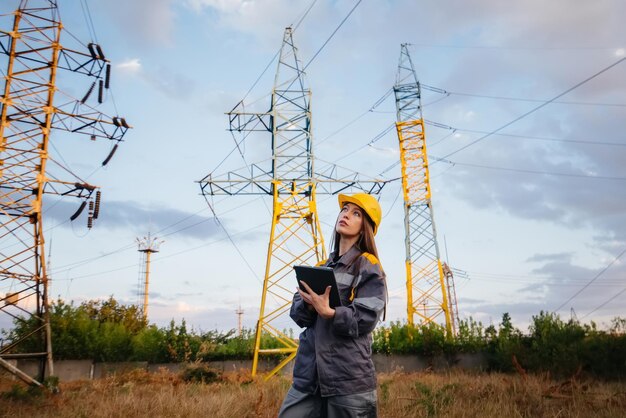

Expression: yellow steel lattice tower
xmin=393 ymin=44 xmax=456 ymax=335
xmin=0 ymin=1 xmax=129 ymax=385
xmin=200 ymin=27 xmax=386 ymax=378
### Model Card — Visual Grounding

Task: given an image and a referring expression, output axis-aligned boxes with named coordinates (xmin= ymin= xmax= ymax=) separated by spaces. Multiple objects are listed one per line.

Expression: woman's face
xmin=336 ymin=202 xmax=364 ymax=240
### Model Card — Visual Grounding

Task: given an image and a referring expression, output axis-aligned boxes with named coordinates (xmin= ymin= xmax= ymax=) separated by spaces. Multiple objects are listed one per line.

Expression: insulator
xmin=95 ymin=44 xmax=105 ymax=60
xmin=81 ymin=82 xmax=96 ymax=104
xmin=112 ymin=117 xmax=121 ymax=127
xmin=89 ymin=200 xmax=94 ymax=212
xmin=87 ymin=43 xmax=98 ymax=59
xmin=93 ymin=190 xmax=101 ymax=219
xmin=87 ymin=215 xmax=93 ymax=229
xmin=120 ymin=118 xmax=129 ymax=128
xmin=102 ymin=144 xmax=118 ymax=166
xmin=98 ymin=79 xmax=104 ymax=103
xmin=70 ymin=201 xmax=87 ymax=221
xmin=105 ymin=63 xmax=111 ymax=89
xmin=90 ymin=135 xmax=96 ymax=141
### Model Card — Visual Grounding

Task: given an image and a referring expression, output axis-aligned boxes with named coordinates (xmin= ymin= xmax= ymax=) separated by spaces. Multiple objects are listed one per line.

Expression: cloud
xmin=116 ymin=58 xmax=142 ymax=74
xmin=526 ymin=252 xmax=573 ymax=263
xmin=148 ymin=300 xmax=261 ymax=332
xmin=459 ymin=256 xmax=626 ymax=328
xmin=141 ymin=65 xmax=196 ymax=100
xmin=185 ymin=0 xmax=296 ymax=44
xmin=113 ymin=57 xmax=195 ymax=100
xmin=439 ymin=98 xmax=626 ymax=245
xmin=44 ymin=198 xmax=221 ymax=240
xmin=95 ymin=0 xmax=177 ymax=47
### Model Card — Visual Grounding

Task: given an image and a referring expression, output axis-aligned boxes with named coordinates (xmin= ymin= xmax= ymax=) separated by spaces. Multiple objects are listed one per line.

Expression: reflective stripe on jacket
xmin=290 ymin=245 xmax=387 ymax=397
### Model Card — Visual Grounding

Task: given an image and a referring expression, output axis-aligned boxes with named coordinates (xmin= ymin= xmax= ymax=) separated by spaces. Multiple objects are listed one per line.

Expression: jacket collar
xmin=329 ymin=244 xmax=361 ymax=267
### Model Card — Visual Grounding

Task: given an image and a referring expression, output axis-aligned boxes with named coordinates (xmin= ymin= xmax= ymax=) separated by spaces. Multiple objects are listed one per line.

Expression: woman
xmin=278 ymin=193 xmax=387 ymax=418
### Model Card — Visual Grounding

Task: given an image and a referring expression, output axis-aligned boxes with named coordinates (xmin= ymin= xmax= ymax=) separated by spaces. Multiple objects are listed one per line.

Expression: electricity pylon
xmin=0 ymin=1 xmax=129 ymax=385
xmin=136 ymin=233 xmax=163 ymax=322
xmin=200 ymin=27 xmax=387 ymax=378
xmin=393 ymin=44 xmax=457 ymax=335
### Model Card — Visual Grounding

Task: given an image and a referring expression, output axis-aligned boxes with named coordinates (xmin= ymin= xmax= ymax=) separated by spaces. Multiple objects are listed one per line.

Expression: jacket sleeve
xmin=290 ymin=292 xmax=317 ymax=328
xmin=332 ymin=259 xmax=386 ymax=338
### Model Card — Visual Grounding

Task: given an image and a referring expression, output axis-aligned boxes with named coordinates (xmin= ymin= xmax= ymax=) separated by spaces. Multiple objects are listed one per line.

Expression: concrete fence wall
xmin=3 ymin=353 xmax=487 ymax=382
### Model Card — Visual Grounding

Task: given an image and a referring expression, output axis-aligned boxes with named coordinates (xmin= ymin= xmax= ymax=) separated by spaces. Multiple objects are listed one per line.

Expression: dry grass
xmin=1 ymin=368 xmax=625 ymax=418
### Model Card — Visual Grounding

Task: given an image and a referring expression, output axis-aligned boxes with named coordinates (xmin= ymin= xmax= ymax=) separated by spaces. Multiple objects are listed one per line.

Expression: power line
xmin=53 ymin=220 xmax=268 ymax=282
xmin=204 ymin=196 xmax=262 ymax=282
xmin=227 ymin=0 xmax=360 ymax=172
xmin=408 ymin=43 xmax=622 ymax=51
xmin=302 ymin=0 xmax=363 ymax=71
xmin=553 ymin=247 xmax=626 ymax=312
xmin=425 ymin=120 xmax=626 ymax=147
xmin=317 ymin=88 xmax=393 ymax=148
xmin=580 ymin=286 xmax=626 ymax=320
xmin=422 ymin=84 xmax=626 ymax=108
xmin=224 ymin=0 xmax=365 ymax=183
xmin=50 ymin=196 xmax=263 ymax=274
xmin=441 ymin=57 xmax=626 ymax=159
xmin=331 ymin=123 xmax=396 ymax=164
xmin=239 ymin=0 xmax=317 ymax=103
xmin=430 ymin=156 xmax=626 ymax=181
xmin=292 ymin=0 xmax=318 ymax=30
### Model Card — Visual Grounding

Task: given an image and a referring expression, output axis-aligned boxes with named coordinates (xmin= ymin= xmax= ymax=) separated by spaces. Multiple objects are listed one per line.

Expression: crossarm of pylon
xmin=198 ymin=163 xmax=274 ymax=195
xmin=227 ymin=110 xmax=271 ymax=132
xmin=57 ymin=47 xmax=108 ymax=77
xmin=2 ymin=45 xmax=108 ymax=79
xmin=41 ymin=178 xmax=96 ymax=199
xmin=199 ymin=161 xmax=391 ymax=196
xmin=52 ymin=108 xmax=129 ymax=141
xmin=314 ymin=160 xmax=391 ymax=195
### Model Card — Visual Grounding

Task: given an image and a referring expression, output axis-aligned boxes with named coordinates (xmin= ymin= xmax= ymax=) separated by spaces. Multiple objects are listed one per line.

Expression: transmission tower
xmin=136 ymin=233 xmax=163 ymax=322
xmin=200 ymin=27 xmax=387 ymax=378
xmin=0 ymin=1 xmax=129 ymax=385
xmin=393 ymin=44 xmax=457 ymax=335
xmin=236 ymin=304 xmax=244 ymax=336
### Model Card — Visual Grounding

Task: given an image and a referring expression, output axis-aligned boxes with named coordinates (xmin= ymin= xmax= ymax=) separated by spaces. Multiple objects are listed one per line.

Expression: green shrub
xmin=455 ymin=317 xmax=487 ymax=353
xmin=131 ymin=326 xmax=169 ymax=363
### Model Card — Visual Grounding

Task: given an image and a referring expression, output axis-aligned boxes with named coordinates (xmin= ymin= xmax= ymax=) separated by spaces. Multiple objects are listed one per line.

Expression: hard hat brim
xmin=337 ymin=193 xmax=380 ymax=235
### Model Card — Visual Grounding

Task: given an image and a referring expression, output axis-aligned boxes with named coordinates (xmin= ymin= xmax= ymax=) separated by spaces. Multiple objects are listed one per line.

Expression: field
xmin=1 ymin=369 xmax=625 ymax=418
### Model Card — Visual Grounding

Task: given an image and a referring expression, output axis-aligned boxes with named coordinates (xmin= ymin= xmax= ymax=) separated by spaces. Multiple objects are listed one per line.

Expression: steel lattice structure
xmin=200 ymin=27 xmax=387 ymax=378
xmin=0 ymin=0 xmax=129 ymax=385
xmin=393 ymin=44 xmax=457 ymax=335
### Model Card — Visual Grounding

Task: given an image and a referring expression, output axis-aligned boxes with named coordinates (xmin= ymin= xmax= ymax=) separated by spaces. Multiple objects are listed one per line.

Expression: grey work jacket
xmin=290 ymin=245 xmax=387 ymax=397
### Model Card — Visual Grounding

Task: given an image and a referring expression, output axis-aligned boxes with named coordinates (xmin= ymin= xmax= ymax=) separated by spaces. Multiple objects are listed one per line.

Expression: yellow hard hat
xmin=338 ymin=193 xmax=382 ymax=235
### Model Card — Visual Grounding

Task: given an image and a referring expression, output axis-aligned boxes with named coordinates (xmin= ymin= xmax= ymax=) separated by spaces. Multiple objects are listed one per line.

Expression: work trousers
xmin=277 ymin=386 xmax=377 ymax=418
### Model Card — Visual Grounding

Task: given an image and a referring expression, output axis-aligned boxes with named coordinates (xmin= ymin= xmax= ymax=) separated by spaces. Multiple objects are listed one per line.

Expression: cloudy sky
xmin=1 ymin=0 xmax=625 ymax=334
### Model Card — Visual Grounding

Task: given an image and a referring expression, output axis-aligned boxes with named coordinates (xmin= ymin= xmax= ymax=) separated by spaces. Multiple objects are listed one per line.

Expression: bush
xmin=131 ymin=326 xmax=169 ymax=363
xmin=372 ymin=321 xmax=449 ymax=356
xmin=3 ymin=296 xmax=625 ymax=379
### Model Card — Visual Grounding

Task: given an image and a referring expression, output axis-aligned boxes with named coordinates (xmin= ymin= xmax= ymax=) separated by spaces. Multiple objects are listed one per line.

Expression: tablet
xmin=294 ymin=265 xmax=341 ymax=308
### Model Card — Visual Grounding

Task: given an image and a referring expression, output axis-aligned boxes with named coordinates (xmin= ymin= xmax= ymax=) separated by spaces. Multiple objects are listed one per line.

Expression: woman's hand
xmin=298 ymin=281 xmax=336 ymax=320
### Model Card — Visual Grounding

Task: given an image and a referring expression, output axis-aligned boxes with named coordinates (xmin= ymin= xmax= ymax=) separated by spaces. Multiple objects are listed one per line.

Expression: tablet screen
xmin=294 ymin=265 xmax=341 ymax=308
